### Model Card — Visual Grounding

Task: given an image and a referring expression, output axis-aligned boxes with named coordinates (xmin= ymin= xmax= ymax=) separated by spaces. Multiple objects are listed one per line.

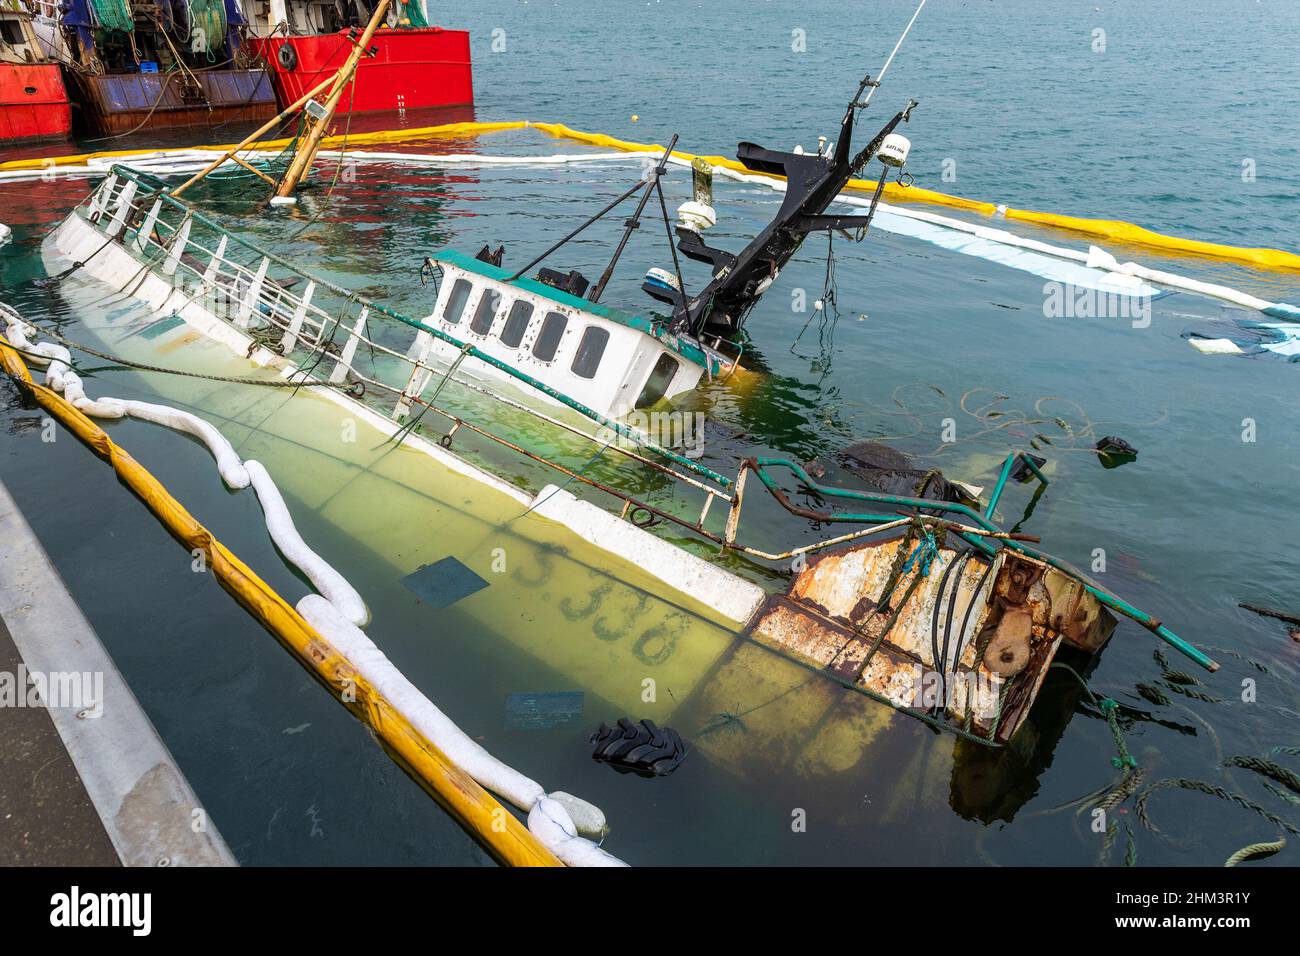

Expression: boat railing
xmin=84 ymin=168 xmax=749 ymax=537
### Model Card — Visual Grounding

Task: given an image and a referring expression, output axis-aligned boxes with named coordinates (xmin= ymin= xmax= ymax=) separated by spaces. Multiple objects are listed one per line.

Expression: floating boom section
xmin=670 ymin=81 xmax=916 ymax=336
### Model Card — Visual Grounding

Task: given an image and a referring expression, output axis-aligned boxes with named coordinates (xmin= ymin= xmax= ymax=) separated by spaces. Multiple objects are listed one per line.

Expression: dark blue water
xmin=2 ymin=0 xmax=1299 ymax=866
xmin=447 ymin=0 xmax=1300 ymax=259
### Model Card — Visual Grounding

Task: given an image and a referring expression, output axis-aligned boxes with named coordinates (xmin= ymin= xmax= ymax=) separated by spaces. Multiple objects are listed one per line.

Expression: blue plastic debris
xmin=505 ymin=692 xmax=585 ymax=730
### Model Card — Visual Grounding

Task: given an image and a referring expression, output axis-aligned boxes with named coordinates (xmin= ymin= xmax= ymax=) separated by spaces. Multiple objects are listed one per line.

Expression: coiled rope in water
xmin=1224 ymin=838 xmax=1286 ymax=867
xmin=849 ymin=384 xmax=1169 ymax=461
xmin=1135 ymin=778 xmax=1300 ymax=838
xmin=1224 ymin=755 xmax=1300 ymax=796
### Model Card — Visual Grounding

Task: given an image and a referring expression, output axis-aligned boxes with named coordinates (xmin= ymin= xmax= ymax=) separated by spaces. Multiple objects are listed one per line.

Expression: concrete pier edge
xmin=0 ymin=476 xmax=236 ymax=867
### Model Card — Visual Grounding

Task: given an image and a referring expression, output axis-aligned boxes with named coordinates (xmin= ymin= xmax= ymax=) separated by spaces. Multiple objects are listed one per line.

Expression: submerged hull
xmin=39 ymin=169 xmax=1136 ymax=774
xmin=44 ymin=193 xmax=760 ymax=625
xmin=0 ymin=62 xmax=70 ymax=143
xmin=40 ymin=179 xmax=921 ymax=778
xmin=38 ymin=228 xmax=914 ymax=793
xmin=70 ymin=69 xmax=277 ymax=135
xmin=249 ymin=28 xmax=473 ymax=115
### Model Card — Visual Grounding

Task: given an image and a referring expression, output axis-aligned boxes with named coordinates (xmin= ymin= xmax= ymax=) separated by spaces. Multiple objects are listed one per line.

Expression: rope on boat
xmin=899 ymin=526 xmax=941 ymax=578
xmin=0 ymin=306 xmax=626 ymax=867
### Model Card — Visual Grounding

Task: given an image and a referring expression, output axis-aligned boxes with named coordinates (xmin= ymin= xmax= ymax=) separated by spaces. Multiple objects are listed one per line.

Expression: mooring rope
xmin=1049 ymin=662 xmax=1137 ymax=772
xmin=1135 ymin=778 xmax=1300 ymax=838
xmin=19 ymin=322 xmax=341 ymax=389
xmin=1224 ymin=755 xmax=1300 ymax=796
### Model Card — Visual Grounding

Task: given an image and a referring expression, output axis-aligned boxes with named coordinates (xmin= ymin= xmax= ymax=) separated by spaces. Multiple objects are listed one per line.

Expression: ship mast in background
xmin=173 ymin=0 xmax=390 ymax=202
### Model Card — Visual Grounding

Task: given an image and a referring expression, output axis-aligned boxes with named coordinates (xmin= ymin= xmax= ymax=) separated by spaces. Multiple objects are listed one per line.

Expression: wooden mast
xmin=272 ymin=0 xmax=392 ymax=201
xmin=172 ymin=0 xmax=391 ymax=202
xmin=171 ymin=73 xmax=341 ymax=198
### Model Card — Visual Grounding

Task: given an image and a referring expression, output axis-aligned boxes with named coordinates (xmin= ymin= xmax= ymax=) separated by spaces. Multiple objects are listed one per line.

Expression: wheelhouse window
xmin=570 ymin=326 xmax=610 ymax=379
xmin=442 ymin=278 xmax=472 ymax=325
xmin=636 ymin=352 xmax=680 ymax=408
xmin=499 ymin=300 xmax=533 ymax=348
xmin=532 ymin=311 xmax=568 ymax=363
xmin=470 ymin=288 xmax=501 ymax=335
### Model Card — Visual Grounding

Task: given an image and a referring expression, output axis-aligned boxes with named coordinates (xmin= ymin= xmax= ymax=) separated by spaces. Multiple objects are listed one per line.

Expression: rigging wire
xmin=861 ymin=0 xmax=928 ymax=111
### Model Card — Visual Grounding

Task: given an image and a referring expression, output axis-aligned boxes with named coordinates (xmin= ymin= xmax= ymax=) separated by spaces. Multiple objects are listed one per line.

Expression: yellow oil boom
xmin=0 ymin=332 xmax=562 ymax=867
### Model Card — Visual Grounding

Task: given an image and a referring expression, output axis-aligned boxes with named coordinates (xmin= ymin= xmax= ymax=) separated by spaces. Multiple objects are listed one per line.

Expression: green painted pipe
xmin=755 ymin=456 xmax=1217 ymax=671
xmin=985 ymin=452 xmax=1049 ymax=520
xmin=757 ymin=457 xmax=1002 ymax=533
xmin=1019 ymin=452 xmax=1049 ymax=485
xmin=984 ymin=454 xmax=1016 ymax=520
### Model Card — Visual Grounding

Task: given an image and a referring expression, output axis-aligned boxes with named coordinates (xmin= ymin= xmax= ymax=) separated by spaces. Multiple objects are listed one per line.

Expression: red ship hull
xmin=0 ymin=63 xmax=71 ymax=144
xmin=249 ymin=27 xmax=473 ymax=115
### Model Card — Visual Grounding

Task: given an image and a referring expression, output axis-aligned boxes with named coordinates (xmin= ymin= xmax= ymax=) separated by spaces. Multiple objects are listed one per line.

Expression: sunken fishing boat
xmin=23 ymin=3 xmax=1221 ymax=766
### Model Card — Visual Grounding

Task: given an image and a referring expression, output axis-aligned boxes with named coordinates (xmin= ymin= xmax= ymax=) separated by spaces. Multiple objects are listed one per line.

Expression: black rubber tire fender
xmin=589 ymin=718 xmax=687 ymax=775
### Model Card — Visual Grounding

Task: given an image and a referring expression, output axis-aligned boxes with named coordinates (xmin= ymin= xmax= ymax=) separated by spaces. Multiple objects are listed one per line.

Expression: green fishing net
xmin=186 ymin=0 xmax=228 ymax=57
xmin=399 ymin=0 xmax=429 ymax=28
xmin=89 ymin=0 xmax=134 ymax=34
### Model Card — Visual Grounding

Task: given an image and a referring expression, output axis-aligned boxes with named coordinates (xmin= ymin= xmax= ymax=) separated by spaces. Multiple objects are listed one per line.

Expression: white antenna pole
xmin=862 ymin=0 xmax=927 ymax=108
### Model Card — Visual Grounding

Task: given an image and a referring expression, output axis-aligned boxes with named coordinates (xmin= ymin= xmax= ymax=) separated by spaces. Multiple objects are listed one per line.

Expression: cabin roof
xmin=429 ymin=249 xmax=714 ymax=370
